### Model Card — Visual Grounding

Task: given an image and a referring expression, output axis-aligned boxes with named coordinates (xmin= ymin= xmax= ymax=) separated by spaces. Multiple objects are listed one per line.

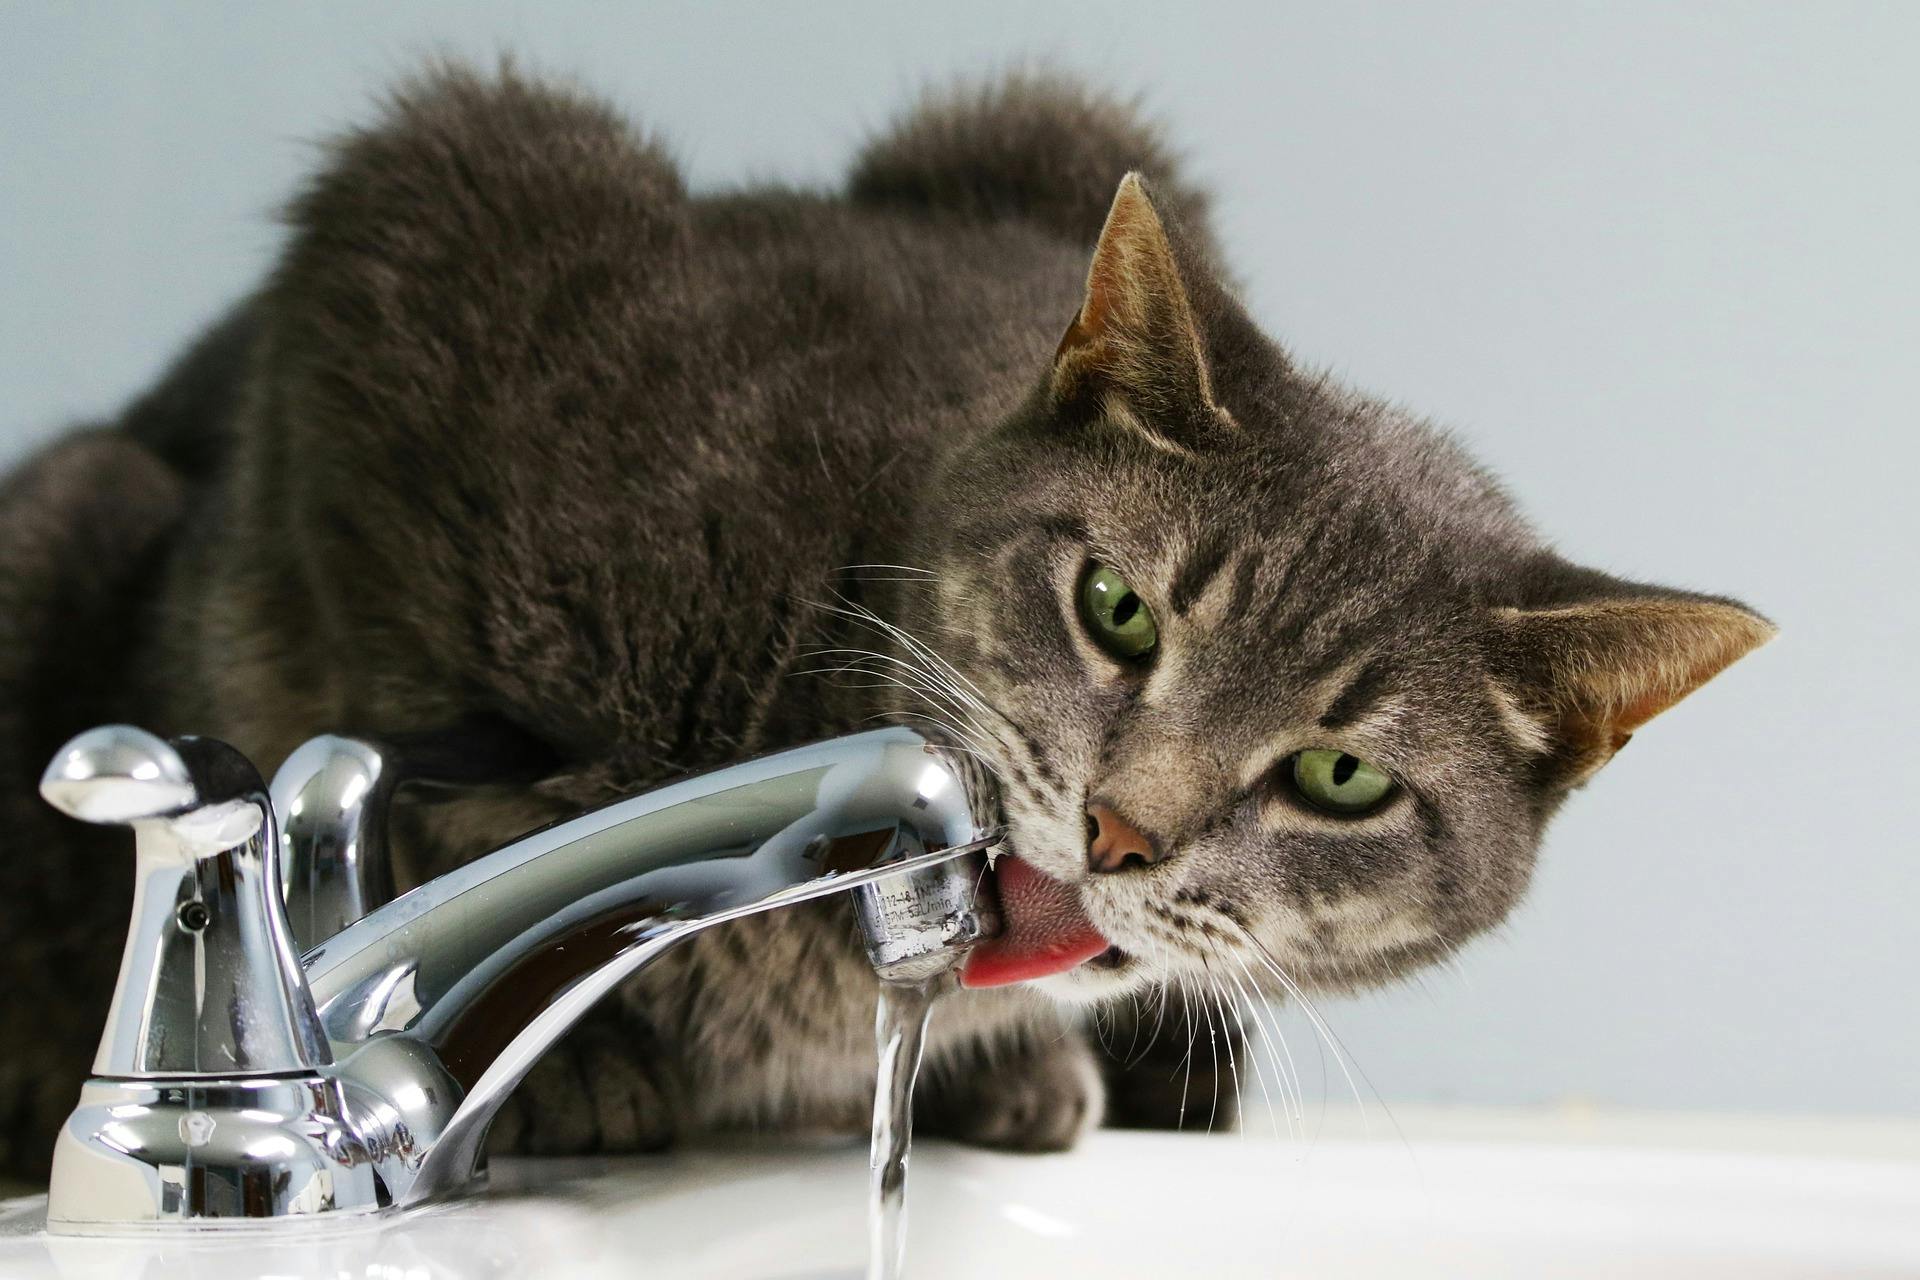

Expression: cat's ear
xmin=1487 ymin=581 xmax=1776 ymax=788
xmin=1053 ymin=173 xmax=1226 ymax=443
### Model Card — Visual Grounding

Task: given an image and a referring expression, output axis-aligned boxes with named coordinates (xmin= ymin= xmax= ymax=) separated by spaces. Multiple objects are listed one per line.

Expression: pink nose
xmin=1086 ymin=803 xmax=1163 ymax=875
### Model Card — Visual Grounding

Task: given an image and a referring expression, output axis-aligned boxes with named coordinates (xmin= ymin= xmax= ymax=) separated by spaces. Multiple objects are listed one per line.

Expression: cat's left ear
xmin=1053 ymin=173 xmax=1228 ymax=445
xmin=1488 ymin=582 xmax=1776 ymax=789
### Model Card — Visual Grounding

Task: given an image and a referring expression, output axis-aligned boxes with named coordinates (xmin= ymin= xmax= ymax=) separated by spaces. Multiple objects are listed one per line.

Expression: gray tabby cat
xmin=0 ymin=66 xmax=1770 ymax=1175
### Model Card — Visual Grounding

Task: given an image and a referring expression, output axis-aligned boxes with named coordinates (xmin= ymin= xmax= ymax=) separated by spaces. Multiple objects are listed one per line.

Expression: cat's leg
xmin=1091 ymin=986 xmax=1245 ymax=1133
xmin=485 ymin=1003 xmax=685 ymax=1156
xmin=0 ymin=430 xmax=186 ymax=1177
xmin=914 ymin=1022 xmax=1106 ymax=1153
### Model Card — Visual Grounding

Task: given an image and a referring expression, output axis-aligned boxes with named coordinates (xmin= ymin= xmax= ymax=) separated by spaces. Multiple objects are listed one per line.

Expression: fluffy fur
xmin=0 ymin=65 xmax=1769 ymax=1175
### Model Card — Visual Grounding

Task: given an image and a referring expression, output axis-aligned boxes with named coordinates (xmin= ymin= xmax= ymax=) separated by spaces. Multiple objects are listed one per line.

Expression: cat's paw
xmin=916 ymin=1032 xmax=1105 ymax=1153
xmin=1093 ymin=989 xmax=1244 ymax=1133
xmin=485 ymin=1016 xmax=679 ymax=1156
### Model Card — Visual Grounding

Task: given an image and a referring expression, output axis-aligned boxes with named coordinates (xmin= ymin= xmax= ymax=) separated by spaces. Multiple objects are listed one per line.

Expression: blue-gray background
xmin=3 ymin=3 xmax=1912 ymax=1116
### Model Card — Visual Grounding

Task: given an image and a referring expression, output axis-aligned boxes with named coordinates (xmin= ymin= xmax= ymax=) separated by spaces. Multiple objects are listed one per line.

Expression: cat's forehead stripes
xmin=1316 ymin=656 xmax=1395 ymax=731
xmin=1167 ymin=528 xmax=1235 ymax=616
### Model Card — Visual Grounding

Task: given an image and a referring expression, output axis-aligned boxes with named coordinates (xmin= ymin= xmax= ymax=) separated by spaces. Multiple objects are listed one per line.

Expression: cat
xmin=0 ymin=65 xmax=1771 ymax=1175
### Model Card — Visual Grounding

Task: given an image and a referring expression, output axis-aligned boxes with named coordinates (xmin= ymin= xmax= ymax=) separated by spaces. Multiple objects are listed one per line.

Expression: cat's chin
xmin=1023 ymin=946 xmax=1149 ymax=1006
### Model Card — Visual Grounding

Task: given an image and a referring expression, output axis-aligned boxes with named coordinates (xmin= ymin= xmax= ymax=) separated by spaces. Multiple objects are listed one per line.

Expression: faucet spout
xmin=303 ymin=727 xmax=999 ymax=1206
xmin=41 ymin=725 xmax=1001 ymax=1228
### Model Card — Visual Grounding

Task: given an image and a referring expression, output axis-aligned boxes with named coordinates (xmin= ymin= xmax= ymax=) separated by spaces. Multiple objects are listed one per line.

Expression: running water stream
xmin=851 ymin=832 xmax=999 ymax=1280
xmin=867 ymin=977 xmax=939 ymax=1280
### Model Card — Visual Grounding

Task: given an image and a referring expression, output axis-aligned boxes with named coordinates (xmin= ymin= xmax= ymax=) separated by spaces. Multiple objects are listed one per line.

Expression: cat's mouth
xmin=959 ymin=854 xmax=1112 ymax=988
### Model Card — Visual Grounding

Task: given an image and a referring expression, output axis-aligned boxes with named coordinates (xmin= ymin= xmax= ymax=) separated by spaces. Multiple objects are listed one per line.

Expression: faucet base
xmin=48 ymin=1076 xmax=384 ymax=1231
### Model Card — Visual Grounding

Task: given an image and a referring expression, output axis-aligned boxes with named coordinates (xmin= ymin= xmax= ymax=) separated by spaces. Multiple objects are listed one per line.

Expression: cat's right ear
xmin=1052 ymin=173 xmax=1228 ymax=448
xmin=1485 ymin=574 xmax=1776 ymax=789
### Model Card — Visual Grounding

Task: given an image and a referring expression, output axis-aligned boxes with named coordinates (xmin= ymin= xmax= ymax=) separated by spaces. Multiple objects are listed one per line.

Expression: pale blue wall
xmin=4 ymin=2 xmax=1914 ymax=1115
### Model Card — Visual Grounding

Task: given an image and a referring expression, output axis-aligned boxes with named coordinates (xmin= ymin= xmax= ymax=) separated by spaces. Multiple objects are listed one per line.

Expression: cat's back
xmin=261 ymin=68 xmax=1087 ymax=496
xmin=641 ymin=186 xmax=1083 ymax=471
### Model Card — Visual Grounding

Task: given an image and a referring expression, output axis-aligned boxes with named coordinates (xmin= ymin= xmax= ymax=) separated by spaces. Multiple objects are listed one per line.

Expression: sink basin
xmin=4 ymin=1114 xmax=1915 ymax=1277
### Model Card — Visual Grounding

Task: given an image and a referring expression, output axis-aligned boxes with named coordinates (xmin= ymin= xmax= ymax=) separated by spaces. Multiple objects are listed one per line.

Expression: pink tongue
xmin=961 ymin=855 xmax=1109 ymax=988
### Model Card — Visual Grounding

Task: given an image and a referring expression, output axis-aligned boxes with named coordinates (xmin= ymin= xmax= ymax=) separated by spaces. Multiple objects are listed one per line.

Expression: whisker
xmin=831 ymin=563 xmax=938 ymax=576
xmin=793 ymin=643 xmax=1002 ymax=754
xmin=798 ymin=652 xmax=998 ymax=740
xmin=1219 ymin=950 xmax=1302 ymax=1127
xmin=1231 ymin=924 xmax=1421 ymax=1173
xmin=1237 ymin=932 xmax=1370 ymax=1124
xmin=801 ymin=614 xmax=1008 ymax=747
xmin=1201 ymin=961 xmax=1241 ymax=1140
xmin=812 ymin=591 xmax=1005 ymax=726
xmin=1175 ymin=981 xmax=1197 ymax=1129
xmin=1196 ymin=970 xmax=1222 ymax=1134
xmin=1223 ymin=956 xmax=1298 ymax=1142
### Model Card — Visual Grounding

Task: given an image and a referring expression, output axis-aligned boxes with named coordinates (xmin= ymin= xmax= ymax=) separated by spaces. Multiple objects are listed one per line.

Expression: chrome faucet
xmin=38 ymin=725 xmax=1000 ymax=1231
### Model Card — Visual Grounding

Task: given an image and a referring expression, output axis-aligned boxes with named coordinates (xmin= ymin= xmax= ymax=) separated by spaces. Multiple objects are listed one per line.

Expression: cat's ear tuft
xmin=1488 ymin=586 xmax=1776 ymax=788
xmin=1053 ymin=173 xmax=1225 ymax=444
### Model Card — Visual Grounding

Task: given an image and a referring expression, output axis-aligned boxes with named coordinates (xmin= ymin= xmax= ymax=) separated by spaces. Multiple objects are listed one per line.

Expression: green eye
xmin=1290 ymin=749 xmax=1396 ymax=816
xmin=1077 ymin=564 xmax=1158 ymax=661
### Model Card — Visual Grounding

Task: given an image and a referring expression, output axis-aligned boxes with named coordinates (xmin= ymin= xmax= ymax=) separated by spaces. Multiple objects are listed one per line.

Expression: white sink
xmin=4 ymin=1113 xmax=1916 ymax=1278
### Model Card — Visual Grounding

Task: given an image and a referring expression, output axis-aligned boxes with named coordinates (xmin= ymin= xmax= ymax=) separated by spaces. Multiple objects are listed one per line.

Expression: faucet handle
xmin=42 ymin=726 xmax=330 ymax=1077
xmin=273 ymin=735 xmax=402 ymax=953
xmin=41 ymin=725 xmax=199 ymax=825
xmin=272 ymin=720 xmax=562 ymax=951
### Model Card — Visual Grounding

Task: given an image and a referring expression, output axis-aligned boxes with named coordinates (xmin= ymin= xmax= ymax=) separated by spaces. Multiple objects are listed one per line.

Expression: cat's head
xmin=906 ymin=175 xmax=1773 ymax=1004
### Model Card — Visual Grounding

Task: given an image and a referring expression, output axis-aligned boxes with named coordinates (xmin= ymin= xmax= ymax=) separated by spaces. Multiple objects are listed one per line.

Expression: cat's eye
xmin=1289 ymin=749 xmax=1396 ymax=816
xmin=1077 ymin=564 xmax=1158 ymax=661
